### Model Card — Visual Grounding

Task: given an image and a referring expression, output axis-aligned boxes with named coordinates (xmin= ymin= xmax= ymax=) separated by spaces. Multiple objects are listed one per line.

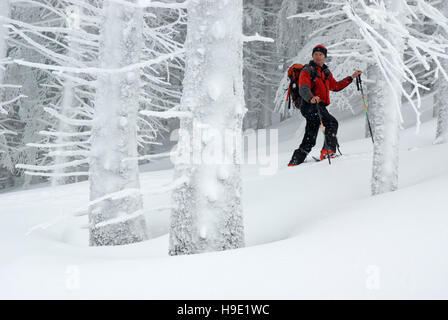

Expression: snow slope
xmin=1 ymin=94 xmax=447 ymax=299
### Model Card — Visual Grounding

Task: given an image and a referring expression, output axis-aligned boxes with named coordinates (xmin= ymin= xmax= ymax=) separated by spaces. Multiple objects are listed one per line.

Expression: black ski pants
xmin=298 ymin=102 xmax=339 ymax=153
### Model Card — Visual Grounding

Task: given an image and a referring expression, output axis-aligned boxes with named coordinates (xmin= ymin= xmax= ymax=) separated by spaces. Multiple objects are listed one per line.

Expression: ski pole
xmin=356 ymin=75 xmax=374 ymax=144
xmin=314 ymin=102 xmax=331 ymax=165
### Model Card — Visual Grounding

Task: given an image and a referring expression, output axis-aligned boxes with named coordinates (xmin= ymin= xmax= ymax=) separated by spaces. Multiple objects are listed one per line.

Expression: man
xmin=288 ymin=44 xmax=362 ymax=166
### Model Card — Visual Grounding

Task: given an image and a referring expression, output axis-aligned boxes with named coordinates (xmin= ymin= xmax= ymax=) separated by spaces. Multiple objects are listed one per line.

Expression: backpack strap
xmin=302 ymin=64 xmax=318 ymax=93
xmin=287 ymin=83 xmax=292 ymax=109
xmin=303 ymin=64 xmax=318 ymax=83
xmin=323 ymin=68 xmax=331 ymax=80
xmin=304 ymin=64 xmax=331 ymax=81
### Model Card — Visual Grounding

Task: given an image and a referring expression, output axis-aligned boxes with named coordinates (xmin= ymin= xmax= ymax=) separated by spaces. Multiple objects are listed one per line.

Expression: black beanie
xmin=312 ymin=44 xmax=327 ymax=57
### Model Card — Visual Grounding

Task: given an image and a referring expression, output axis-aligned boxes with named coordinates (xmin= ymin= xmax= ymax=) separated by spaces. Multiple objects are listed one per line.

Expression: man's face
xmin=312 ymin=51 xmax=326 ymax=66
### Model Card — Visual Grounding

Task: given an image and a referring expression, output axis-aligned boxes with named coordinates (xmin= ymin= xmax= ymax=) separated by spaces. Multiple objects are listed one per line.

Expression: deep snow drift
xmin=0 ymin=94 xmax=447 ymax=299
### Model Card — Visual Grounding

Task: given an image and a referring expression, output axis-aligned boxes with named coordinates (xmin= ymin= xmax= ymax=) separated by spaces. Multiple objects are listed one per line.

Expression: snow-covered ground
xmin=1 ymin=94 xmax=447 ymax=299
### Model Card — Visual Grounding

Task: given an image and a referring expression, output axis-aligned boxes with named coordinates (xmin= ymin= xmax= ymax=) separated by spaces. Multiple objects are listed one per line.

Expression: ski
xmin=312 ymin=154 xmax=342 ymax=162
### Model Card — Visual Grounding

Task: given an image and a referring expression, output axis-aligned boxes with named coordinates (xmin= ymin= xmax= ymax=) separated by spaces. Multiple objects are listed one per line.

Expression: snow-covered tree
xmin=434 ymin=0 xmax=448 ymax=144
xmin=9 ymin=0 xmax=185 ymax=244
xmin=0 ymin=1 xmax=58 ymax=190
xmin=87 ymin=0 xmax=185 ymax=246
xmin=87 ymin=0 xmax=149 ymax=245
xmin=169 ymin=0 xmax=247 ymax=255
xmin=6 ymin=1 xmax=183 ymax=193
xmin=6 ymin=0 xmax=96 ymax=191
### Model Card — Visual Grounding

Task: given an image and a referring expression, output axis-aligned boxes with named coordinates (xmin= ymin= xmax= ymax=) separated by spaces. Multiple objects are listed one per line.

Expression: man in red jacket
xmin=288 ymin=44 xmax=362 ymax=166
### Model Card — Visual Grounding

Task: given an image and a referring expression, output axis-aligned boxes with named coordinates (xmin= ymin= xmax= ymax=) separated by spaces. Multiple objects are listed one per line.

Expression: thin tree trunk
xmin=52 ymin=26 xmax=81 ymax=187
xmin=89 ymin=0 xmax=148 ymax=246
xmin=169 ymin=0 xmax=245 ymax=255
xmin=260 ymin=0 xmax=273 ymax=129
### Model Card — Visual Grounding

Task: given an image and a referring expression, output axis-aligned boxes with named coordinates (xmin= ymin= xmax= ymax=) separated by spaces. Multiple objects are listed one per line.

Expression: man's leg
xmin=288 ymin=103 xmax=321 ymax=166
xmin=299 ymin=104 xmax=321 ymax=154
xmin=320 ymin=106 xmax=339 ymax=151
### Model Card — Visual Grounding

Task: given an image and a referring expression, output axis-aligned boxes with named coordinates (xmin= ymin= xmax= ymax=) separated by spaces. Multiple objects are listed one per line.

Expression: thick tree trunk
xmin=435 ymin=80 xmax=448 ymax=144
xmin=88 ymin=0 xmax=148 ymax=246
xmin=434 ymin=1 xmax=448 ymax=144
xmin=169 ymin=0 xmax=246 ymax=255
xmin=371 ymin=0 xmax=404 ymax=195
xmin=243 ymin=40 xmax=253 ymax=131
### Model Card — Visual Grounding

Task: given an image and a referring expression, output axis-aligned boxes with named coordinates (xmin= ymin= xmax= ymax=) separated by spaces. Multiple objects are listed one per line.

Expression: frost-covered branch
xmin=73 ymin=175 xmax=189 ymax=216
xmin=139 ymin=108 xmax=192 ymax=119
xmin=14 ymin=49 xmax=185 ymax=75
xmin=109 ymin=0 xmax=189 ymax=9
xmin=242 ymin=33 xmax=274 ymax=43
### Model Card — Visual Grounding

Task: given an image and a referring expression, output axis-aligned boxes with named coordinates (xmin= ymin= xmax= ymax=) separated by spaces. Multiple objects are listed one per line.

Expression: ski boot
xmin=288 ymin=148 xmax=307 ymax=167
xmin=320 ymin=149 xmax=336 ymax=161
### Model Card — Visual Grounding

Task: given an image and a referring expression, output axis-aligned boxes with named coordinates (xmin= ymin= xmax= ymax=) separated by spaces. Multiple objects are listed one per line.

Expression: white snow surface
xmin=1 ymin=94 xmax=447 ymax=299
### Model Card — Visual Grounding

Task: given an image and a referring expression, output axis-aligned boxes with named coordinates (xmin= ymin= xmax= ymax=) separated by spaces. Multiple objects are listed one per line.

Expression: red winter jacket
xmin=298 ymin=60 xmax=353 ymax=106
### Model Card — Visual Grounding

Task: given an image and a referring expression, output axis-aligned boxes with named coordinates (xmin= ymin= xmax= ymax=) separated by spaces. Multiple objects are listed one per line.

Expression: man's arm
xmin=298 ymin=69 xmax=314 ymax=102
xmin=328 ymin=72 xmax=353 ymax=92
